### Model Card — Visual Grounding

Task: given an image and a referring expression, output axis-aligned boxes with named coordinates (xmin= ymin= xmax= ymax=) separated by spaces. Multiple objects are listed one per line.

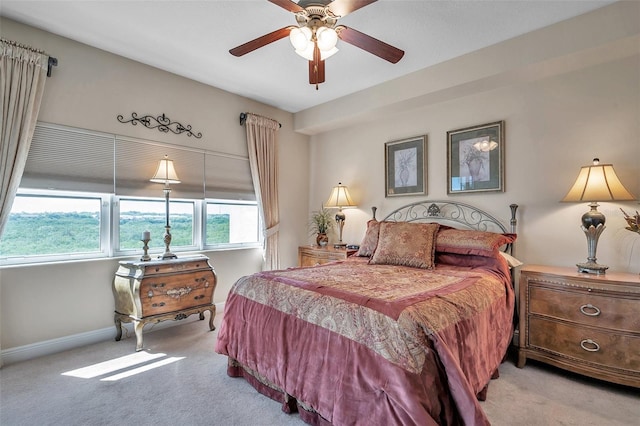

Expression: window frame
xmin=112 ymin=195 xmax=201 ymax=258
xmin=203 ymin=199 xmax=263 ymax=250
xmin=0 ymin=189 xmax=111 ymax=265
xmin=0 ymin=189 xmax=262 ymax=267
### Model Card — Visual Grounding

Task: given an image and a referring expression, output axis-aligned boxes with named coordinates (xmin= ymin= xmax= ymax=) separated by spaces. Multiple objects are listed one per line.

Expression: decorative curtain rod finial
xmin=47 ymin=57 xmax=57 ymax=77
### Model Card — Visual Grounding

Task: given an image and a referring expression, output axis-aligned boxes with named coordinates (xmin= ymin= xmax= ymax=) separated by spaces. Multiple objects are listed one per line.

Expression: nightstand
xmin=298 ymin=245 xmax=357 ymax=267
xmin=113 ymin=255 xmax=217 ymax=351
xmin=518 ymin=265 xmax=640 ymax=388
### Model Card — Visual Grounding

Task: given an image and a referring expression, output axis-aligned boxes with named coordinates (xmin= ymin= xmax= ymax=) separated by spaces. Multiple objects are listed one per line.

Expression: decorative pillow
xmin=356 ymin=219 xmax=380 ymax=257
xmin=436 ymin=228 xmax=517 ymax=258
xmin=369 ymin=222 xmax=440 ymax=269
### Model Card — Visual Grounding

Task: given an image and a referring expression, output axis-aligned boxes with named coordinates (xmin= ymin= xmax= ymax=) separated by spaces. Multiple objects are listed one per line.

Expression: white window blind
xmin=115 ymin=136 xmax=204 ymax=199
xmin=205 ymin=152 xmax=255 ymax=201
xmin=21 ymin=122 xmax=254 ymax=200
xmin=22 ymin=123 xmax=115 ymax=193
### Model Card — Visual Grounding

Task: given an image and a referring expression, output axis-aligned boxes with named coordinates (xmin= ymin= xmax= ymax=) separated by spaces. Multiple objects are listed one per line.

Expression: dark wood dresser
xmin=113 ymin=255 xmax=217 ymax=351
xmin=518 ymin=265 xmax=640 ymax=388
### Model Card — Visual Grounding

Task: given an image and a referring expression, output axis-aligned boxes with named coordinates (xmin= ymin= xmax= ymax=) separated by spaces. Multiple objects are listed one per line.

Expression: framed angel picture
xmin=447 ymin=121 xmax=504 ymax=194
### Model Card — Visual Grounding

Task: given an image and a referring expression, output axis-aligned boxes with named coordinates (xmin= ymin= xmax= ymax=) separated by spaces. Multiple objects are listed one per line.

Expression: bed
xmin=215 ymin=200 xmax=519 ymax=425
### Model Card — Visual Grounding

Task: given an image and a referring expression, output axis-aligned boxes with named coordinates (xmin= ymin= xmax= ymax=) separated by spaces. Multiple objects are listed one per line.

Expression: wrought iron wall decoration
xmin=117 ymin=112 xmax=202 ymax=138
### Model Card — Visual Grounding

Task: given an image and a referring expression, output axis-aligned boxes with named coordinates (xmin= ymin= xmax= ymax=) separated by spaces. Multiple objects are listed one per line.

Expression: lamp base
xmin=160 ymin=225 xmax=177 ymax=260
xmin=577 ymin=220 xmax=607 ymax=275
xmin=576 ymin=261 xmax=608 ymax=274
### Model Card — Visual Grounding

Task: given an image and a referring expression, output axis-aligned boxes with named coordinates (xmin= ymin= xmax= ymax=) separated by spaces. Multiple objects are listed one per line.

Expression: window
xmin=0 ymin=191 xmax=108 ymax=263
xmin=0 ymin=122 xmax=261 ymax=266
xmin=205 ymin=200 xmax=260 ymax=247
xmin=0 ymin=190 xmax=261 ymax=266
xmin=117 ymin=198 xmax=197 ymax=252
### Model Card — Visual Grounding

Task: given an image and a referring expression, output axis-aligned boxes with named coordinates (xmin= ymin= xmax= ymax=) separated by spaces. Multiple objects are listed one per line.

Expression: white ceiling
xmin=1 ymin=0 xmax=614 ymax=113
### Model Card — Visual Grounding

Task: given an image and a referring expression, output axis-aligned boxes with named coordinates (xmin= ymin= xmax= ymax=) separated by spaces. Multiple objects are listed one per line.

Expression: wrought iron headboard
xmin=372 ymin=201 xmax=518 ymax=255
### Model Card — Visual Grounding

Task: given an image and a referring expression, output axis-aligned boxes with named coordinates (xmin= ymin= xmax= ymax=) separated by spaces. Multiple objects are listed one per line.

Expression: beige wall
xmin=306 ymin=2 xmax=640 ymax=275
xmin=0 ymin=18 xmax=310 ymax=350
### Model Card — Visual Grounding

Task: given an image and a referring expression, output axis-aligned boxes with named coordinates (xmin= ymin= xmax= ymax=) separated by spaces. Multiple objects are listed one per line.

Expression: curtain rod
xmin=1 ymin=39 xmax=57 ymax=77
xmin=239 ymin=112 xmax=281 ymax=128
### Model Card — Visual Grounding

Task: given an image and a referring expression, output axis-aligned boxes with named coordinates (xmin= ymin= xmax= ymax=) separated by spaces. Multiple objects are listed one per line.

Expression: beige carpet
xmin=1 ymin=315 xmax=637 ymax=425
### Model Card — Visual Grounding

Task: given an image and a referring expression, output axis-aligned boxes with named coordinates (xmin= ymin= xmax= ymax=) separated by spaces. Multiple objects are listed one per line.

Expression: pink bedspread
xmin=215 ymin=256 xmax=514 ymax=425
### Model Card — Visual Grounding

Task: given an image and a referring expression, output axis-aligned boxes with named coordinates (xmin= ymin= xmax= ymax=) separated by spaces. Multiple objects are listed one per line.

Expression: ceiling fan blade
xmin=328 ymin=0 xmax=377 ymax=17
xmin=268 ymin=0 xmax=304 ymax=13
xmin=229 ymin=27 xmax=293 ymax=57
xmin=337 ymin=26 xmax=404 ymax=63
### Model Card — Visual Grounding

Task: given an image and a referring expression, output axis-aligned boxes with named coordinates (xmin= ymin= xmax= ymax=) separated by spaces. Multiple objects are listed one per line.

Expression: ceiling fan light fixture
xmin=296 ymin=44 xmax=338 ymax=61
xmin=316 ymin=26 xmax=338 ymax=51
xmin=289 ymin=26 xmax=312 ymax=51
xmin=320 ymin=46 xmax=339 ymax=60
xmin=295 ymin=43 xmax=315 ymax=61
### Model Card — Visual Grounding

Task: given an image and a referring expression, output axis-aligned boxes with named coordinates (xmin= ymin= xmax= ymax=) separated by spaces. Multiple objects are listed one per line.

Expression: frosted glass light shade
xmin=296 ymin=45 xmax=338 ymax=61
xmin=289 ymin=27 xmax=311 ymax=51
xmin=316 ymin=27 xmax=338 ymax=51
xmin=292 ymin=26 xmax=338 ymax=61
xmin=150 ymin=155 xmax=181 ymax=184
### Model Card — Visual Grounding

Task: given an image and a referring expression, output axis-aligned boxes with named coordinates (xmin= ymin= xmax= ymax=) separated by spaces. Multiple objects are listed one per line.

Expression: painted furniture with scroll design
xmin=113 ymin=255 xmax=216 ymax=351
xmin=518 ymin=265 xmax=640 ymax=388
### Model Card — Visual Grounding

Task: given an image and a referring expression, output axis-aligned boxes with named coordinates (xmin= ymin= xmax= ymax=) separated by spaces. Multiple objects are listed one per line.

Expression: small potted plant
xmin=309 ymin=207 xmax=334 ymax=246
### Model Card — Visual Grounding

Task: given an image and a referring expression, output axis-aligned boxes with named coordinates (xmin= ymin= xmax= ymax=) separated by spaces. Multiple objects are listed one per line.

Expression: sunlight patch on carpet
xmin=61 ymin=352 xmax=179 ymax=379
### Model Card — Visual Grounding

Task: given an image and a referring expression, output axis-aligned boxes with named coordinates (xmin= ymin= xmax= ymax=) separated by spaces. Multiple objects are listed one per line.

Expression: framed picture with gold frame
xmin=385 ymin=135 xmax=427 ymax=197
xmin=447 ymin=121 xmax=504 ymax=194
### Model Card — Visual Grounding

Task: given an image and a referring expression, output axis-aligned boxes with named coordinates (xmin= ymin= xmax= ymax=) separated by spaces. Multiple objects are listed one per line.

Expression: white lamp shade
xmin=296 ymin=44 xmax=338 ymax=61
xmin=289 ymin=27 xmax=311 ymax=51
xmin=292 ymin=26 xmax=338 ymax=61
xmin=325 ymin=183 xmax=356 ymax=208
xmin=562 ymin=159 xmax=635 ymax=202
xmin=316 ymin=27 xmax=338 ymax=51
xmin=150 ymin=155 xmax=181 ymax=184
xmin=295 ymin=44 xmax=315 ymax=61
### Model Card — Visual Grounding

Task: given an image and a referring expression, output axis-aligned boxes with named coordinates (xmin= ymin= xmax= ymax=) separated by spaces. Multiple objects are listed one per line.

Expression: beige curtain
xmin=244 ymin=113 xmax=280 ymax=270
xmin=0 ymin=39 xmax=48 ymax=237
xmin=0 ymin=39 xmax=48 ymax=369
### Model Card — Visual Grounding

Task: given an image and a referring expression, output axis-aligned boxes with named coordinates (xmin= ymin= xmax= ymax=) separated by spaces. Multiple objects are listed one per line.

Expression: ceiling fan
xmin=229 ymin=0 xmax=405 ymax=89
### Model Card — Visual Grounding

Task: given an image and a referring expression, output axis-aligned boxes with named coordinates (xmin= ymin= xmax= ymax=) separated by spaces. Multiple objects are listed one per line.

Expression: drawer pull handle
xmin=580 ymin=304 xmax=601 ymax=317
xmin=152 ymin=302 xmax=166 ymax=308
xmin=580 ymin=339 xmax=600 ymax=352
xmin=194 ymin=295 xmax=205 ymax=300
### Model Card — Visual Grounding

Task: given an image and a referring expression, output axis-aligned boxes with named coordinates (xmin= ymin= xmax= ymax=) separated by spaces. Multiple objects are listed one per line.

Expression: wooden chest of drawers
xmin=518 ymin=265 xmax=640 ymax=387
xmin=298 ymin=245 xmax=357 ymax=267
xmin=113 ymin=255 xmax=217 ymax=351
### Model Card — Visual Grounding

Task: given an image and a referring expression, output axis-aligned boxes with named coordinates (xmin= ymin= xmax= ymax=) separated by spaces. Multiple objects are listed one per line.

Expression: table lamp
xmin=562 ymin=158 xmax=636 ymax=274
xmin=325 ymin=182 xmax=356 ymax=248
xmin=150 ymin=155 xmax=181 ymax=259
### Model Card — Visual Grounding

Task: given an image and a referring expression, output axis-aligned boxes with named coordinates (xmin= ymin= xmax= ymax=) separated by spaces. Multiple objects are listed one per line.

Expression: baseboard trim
xmin=1 ymin=302 xmax=225 ymax=366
